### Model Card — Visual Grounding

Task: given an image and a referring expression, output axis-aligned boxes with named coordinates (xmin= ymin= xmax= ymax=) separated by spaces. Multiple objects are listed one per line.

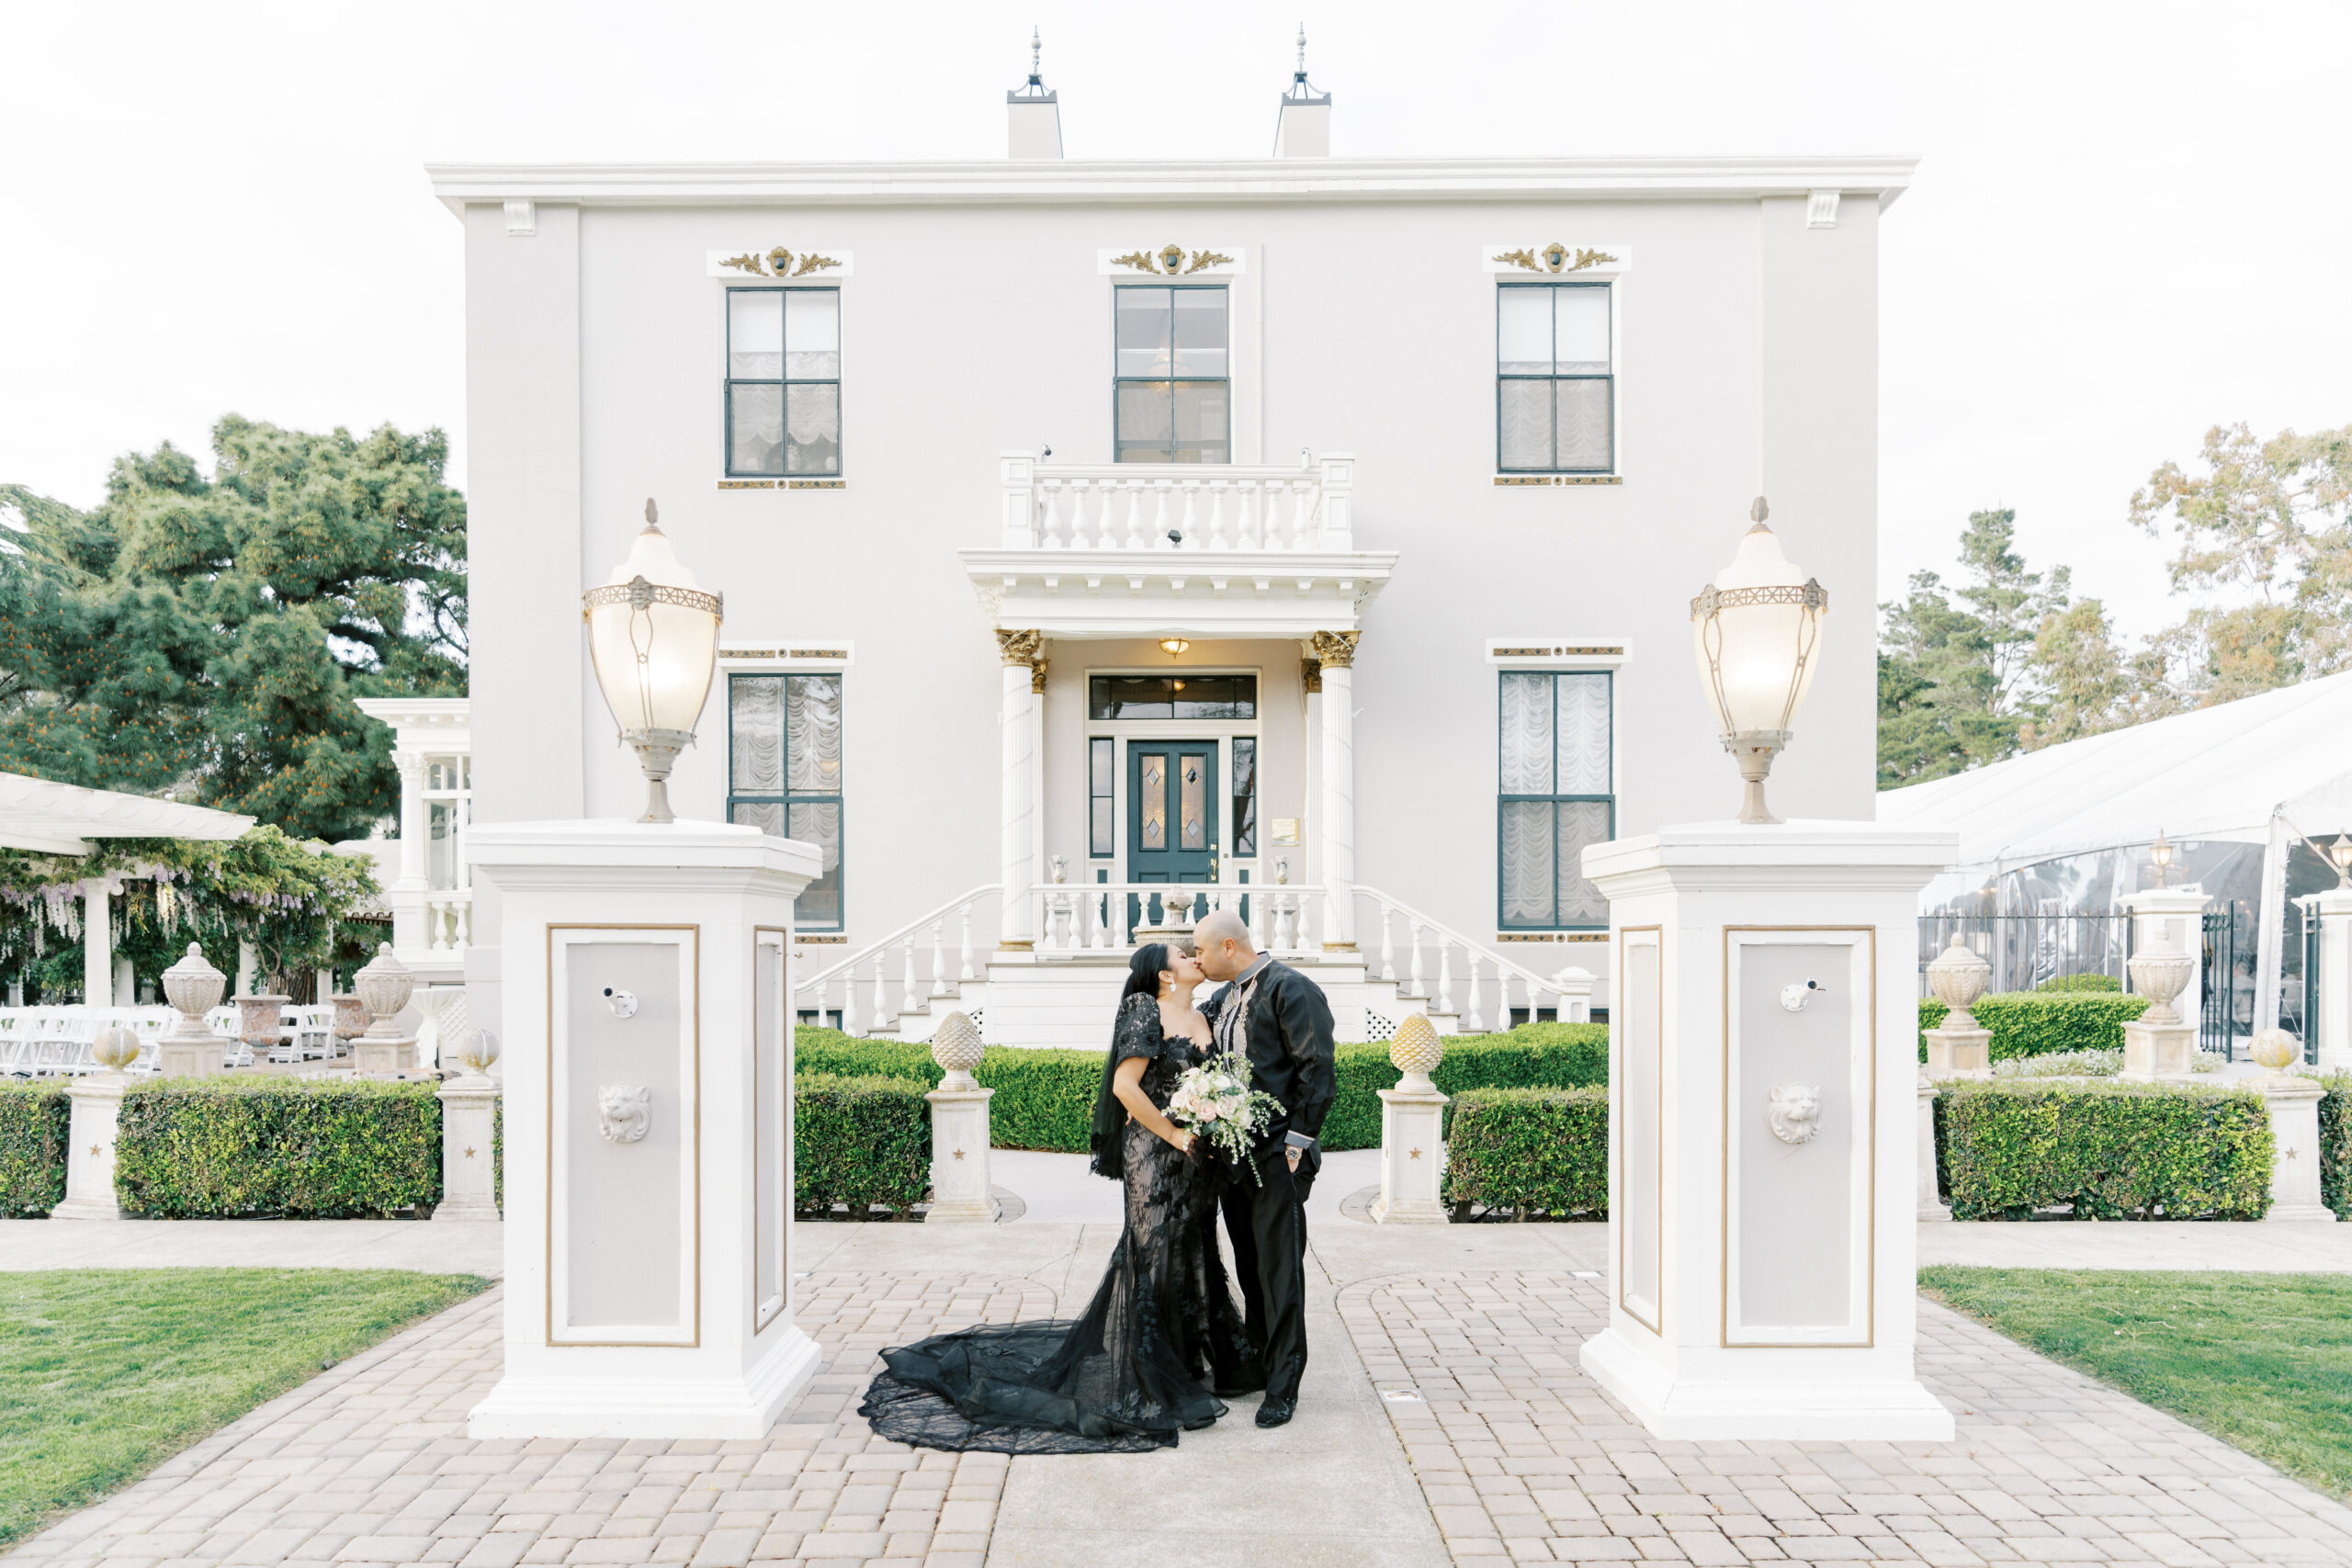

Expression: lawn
xmin=0 ymin=1269 xmax=489 ymax=1548
xmin=1919 ymin=1268 xmax=2352 ymax=1499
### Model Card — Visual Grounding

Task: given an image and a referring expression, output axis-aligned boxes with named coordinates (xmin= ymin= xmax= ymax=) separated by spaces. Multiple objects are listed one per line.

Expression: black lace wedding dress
xmin=858 ymin=994 xmax=1262 ymax=1453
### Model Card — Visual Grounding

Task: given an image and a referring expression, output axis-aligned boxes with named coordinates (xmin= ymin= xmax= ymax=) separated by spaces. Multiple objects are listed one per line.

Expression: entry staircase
xmin=792 ymin=882 xmax=1599 ymax=1048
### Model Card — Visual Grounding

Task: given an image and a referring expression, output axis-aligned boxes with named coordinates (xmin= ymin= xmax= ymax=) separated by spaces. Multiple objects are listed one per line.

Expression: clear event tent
xmin=1877 ymin=669 xmax=2352 ymax=1041
xmin=0 ymin=770 xmax=254 ymax=1003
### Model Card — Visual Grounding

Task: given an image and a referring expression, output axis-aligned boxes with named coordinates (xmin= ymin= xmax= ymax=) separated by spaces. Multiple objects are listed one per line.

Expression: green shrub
xmin=2322 ymin=1075 xmax=2352 ymax=1221
xmin=1937 ymin=1080 xmax=2272 ymax=1221
xmin=2037 ymin=972 xmax=2121 ymax=993
xmin=0 ymin=1081 xmax=68 ymax=1217
xmin=796 ymin=1021 xmax=1608 ymax=1153
xmin=1918 ymin=992 xmax=2153 ymax=1062
xmin=114 ymin=1077 xmax=442 ymax=1218
xmin=1441 ymin=1087 xmax=1608 ymax=1219
xmin=795 ymin=1073 xmax=930 ymax=1218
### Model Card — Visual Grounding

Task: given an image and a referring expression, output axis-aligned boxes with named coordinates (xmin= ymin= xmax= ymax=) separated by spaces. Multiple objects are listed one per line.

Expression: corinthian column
xmin=997 ymin=630 xmax=1044 ymax=949
xmin=1311 ymin=630 xmax=1360 ymax=949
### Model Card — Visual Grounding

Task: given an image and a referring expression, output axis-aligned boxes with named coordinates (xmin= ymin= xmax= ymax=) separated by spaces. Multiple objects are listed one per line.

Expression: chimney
xmin=1273 ymin=27 xmax=1330 ymax=157
xmin=1007 ymin=28 xmax=1063 ymax=159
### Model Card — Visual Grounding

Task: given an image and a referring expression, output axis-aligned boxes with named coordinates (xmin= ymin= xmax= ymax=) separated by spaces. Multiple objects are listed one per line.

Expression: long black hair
xmin=1090 ymin=943 xmax=1172 ymax=1179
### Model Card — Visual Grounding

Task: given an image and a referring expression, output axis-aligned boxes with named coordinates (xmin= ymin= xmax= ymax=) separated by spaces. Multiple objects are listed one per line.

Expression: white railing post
xmin=1437 ymin=942 xmax=1455 ymax=1017
xmin=900 ymin=945 xmax=919 ymax=1015
xmin=1377 ymin=904 xmax=1396 ymax=982
xmin=844 ymin=966 xmax=864 ymax=1037
xmin=870 ymin=961 xmax=888 ymax=1032
xmin=958 ymin=903 xmax=978 ymax=980
xmin=929 ymin=921 xmax=949 ymax=997
xmin=1465 ymin=958 xmax=1486 ymax=1033
xmin=1318 ymin=453 xmax=1354 ymax=549
xmin=1001 ymin=451 xmax=1038 ymax=547
xmin=1406 ymin=920 xmax=1426 ymax=998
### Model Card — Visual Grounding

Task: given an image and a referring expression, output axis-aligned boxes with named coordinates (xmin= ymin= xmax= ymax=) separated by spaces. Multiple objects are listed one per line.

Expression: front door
xmin=1128 ymin=740 xmax=1217 ymax=930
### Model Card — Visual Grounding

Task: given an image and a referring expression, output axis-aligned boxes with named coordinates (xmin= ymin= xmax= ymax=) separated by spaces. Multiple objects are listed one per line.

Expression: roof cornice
xmin=424 ymin=153 xmax=1917 ymax=217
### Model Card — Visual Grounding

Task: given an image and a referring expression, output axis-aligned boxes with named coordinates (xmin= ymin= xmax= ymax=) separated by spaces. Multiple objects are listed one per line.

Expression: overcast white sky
xmin=3 ymin=0 xmax=2345 ymax=637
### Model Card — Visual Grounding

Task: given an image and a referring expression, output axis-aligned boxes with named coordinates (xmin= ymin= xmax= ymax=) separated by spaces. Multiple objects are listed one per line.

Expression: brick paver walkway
xmin=1340 ymin=1269 xmax=2352 ymax=1566
xmin=6 ymin=1273 xmax=1053 ymax=1568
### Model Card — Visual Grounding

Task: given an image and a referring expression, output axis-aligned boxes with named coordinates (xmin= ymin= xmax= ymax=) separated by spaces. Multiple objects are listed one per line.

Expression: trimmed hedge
xmin=1918 ymin=991 xmax=2153 ymax=1062
xmin=795 ymin=1073 xmax=930 ymax=1218
xmin=1441 ymin=1087 xmax=1608 ymax=1219
xmin=115 ymin=1077 xmax=443 ymax=1218
xmin=2323 ymin=1075 xmax=2351 ymax=1221
xmin=2037 ymin=972 xmax=2121 ymax=993
xmin=794 ymin=1021 xmax=1609 ymax=1153
xmin=1937 ymin=1080 xmax=2272 ymax=1221
xmin=0 ymin=1081 xmax=69 ymax=1216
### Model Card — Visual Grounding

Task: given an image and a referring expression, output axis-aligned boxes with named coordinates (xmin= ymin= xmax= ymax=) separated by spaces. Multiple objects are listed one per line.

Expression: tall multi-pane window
xmin=422 ymin=756 xmax=470 ymax=892
xmin=1230 ymin=738 xmax=1257 ymax=856
xmin=1498 ymin=671 xmax=1613 ymax=930
xmin=1114 ymin=286 xmax=1229 ymax=463
xmin=1089 ymin=738 xmax=1115 ymax=858
xmin=726 ymin=288 xmax=842 ymax=477
xmin=729 ymin=673 xmax=844 ymax=928
xmin=1497 ymin=282 xmax=1612 ymax=473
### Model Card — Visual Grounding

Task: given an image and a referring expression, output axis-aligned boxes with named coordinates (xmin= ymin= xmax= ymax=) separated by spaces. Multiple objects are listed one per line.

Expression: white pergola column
xmin=2308 ymin=887 xmax=2352 ymax=1074
xmin=81 ymin=878 xmax=112 ymax=1006
xmin=391 ymin=750 xmax=429 ymax=956
xmin=2256 ymin=811 xmax=2290 ymax=1033
xmin=997 ymin=630 xmax=1042 ymax=949
xmin=1312 ymin=630 xmax=1359 ymax=949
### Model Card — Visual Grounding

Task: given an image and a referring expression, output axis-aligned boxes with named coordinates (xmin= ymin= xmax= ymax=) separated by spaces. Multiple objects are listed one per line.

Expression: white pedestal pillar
xmin=1313 ymin=632 xmax=1358 ymax=949
xmin=1371 ymin=1080 xmax=1449 ymax=1224
xmin=81 ymin=879 xmax=111 ymax=1006
xmin=55 ymin=1074 xmax=129 ymax=1220
xmin=998 ymin=643 xmax=1038 ymax=949
xmin=1578 ymin=820 xmax=1959 ymax=1441
xmin=2117 ymin=886 xmax=2209 ymax=1024
xmin=2258 ymin=1075 xmax=2337 ymax=1223
xmin=467 ymin=818 xmax=821 ymax=1439
xmin=924 ymin=1085 xmax=996 ymax=1223
xmin=1916 ymin=1071 xmax=1951 ymax=1223
xmin=1922 ymin=1026 xmax=1990 ymax=1078
xmin=436 ymin=1073 xmax=503 ymax=1221
xmin=2308 ymin=887 xmax=2352 ymax=1075
xmin=2119 ymin=1019 xmax=2197 ymax=1080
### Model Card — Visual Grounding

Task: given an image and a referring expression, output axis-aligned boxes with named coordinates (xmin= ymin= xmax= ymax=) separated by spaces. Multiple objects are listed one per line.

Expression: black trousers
xmin=1219 ymin=1145 xmax=1314 ymax=1402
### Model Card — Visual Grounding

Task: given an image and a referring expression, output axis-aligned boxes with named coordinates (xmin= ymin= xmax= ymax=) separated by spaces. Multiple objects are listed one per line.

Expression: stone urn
xmin=234 ymin=993 xmax=292 ymax=1048
xmin=330 ymin=993 xmax=368 ymax=1044
xmin=351 ymin=942 xmax=418 ymax=1073
xmin=2126 ymin=946 xmax=2197 ymax=1027
xmin=932 ymin=1010 xmax=985 ymax=1091
xmin=1389 ymin=1013 xmax=1443 ymax=1094
xmin=1924 ymin=937 xmax=1991 ymax=1030
xmin=158 ymin=942 xmax=229 ymax=1077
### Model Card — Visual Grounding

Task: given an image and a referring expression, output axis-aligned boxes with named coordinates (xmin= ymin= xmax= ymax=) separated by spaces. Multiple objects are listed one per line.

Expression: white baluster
xmin=844 ymin=963 xmax=864 ymax=1036
xmin=930 ymin=920 xmax=949 ymax=996
xmin=901 ymin=944 xmax=919 ymax=1014
xmin=1248 ymin=882 xmax=1266 ymax=953
xmin=1150 ymin=483 xmax=1172 ymax=548
xmin=1378 ymin=905 xmax=1396 ymax=982
xmin=1465 ymin=958 xmax=1486 ymax=1034
xmin=1405 ymin=920 xmax=1426 ymax=998
xmin=1124 ymin=482 xmax=1148 ymax=550
xmin=870 ymin=957 xmax=888 ymax=1030
xmin=1074 ymin=480 xmax=1098 ymax=549
xmin=958 ymin=902 xmax=977 ymax=980
xmin=1174 ymin=482 xmax=1197 ymax=547
xmin=1437 ymin=942 xmax=1455 ymax=1016
xmin=1205 ymin=482 xmax=1228 ymax=549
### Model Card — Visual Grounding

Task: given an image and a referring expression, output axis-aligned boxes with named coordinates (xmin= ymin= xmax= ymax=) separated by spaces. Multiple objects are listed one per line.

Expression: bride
xmin=859 ymin=942 xmax=1263 ymax=1453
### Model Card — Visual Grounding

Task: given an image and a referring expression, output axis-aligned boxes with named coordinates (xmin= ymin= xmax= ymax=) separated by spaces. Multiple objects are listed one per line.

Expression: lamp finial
xmin=1296 ymin=23 xmax=1307 ymax=79
xmin=1029 ymin=25 xmax=1041 ymax=84
xmin=1749 ymin=495 xmax=1770 ymax=529
xmin=643 ymin=498 xmax=661 ymax=531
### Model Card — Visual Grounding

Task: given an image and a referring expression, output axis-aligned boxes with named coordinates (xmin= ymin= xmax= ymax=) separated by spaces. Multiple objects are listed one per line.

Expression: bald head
xmin=1193 ymin=909 xmax=1256 ymax=981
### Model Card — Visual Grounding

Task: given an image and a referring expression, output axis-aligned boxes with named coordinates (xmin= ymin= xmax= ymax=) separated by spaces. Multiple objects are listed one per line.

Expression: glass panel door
xmin=1127 ymin=740 xmax=1217 ymax=931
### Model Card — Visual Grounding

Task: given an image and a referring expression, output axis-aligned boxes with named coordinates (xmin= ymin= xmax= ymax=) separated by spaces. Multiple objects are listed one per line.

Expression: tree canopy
xmin=0 ymin=416 xmax=466 ymax=841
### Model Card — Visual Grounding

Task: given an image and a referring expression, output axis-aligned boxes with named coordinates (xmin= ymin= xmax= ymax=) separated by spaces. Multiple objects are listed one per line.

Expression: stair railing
xmin=1352 ymin=885 xmax=1598 ymax=1033
xmin=793 ymin=885 xmax=1001 ymax=1037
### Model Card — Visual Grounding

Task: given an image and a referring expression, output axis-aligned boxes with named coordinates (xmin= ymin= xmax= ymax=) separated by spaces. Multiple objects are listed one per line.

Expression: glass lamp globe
xmin=582 ymin=500 xmax=724 ymax=824
xmin=1689 ymin=498 xmax=1827 ymax=824
xmin=2330 ymin=834 xmax=2352 ymax=888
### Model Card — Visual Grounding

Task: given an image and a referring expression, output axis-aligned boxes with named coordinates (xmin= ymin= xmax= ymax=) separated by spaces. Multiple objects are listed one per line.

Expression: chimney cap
xmin=1009 ymin=25 xmax=1057 ymax=104
xmin=1283 ymin=24 xmax=1330 ymax=107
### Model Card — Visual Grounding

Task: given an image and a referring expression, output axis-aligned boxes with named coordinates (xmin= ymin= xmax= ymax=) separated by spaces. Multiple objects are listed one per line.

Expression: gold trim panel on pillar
xmin=1309 ymin=629 xmax=1360 ymax=950
xmin=997 ymin=629 xmax=1045 ymax=950
xmin=1615 ymin=925 xmax=1663 ymax=1335
xmin=752 ymin=925 xmax=789 ymax=1334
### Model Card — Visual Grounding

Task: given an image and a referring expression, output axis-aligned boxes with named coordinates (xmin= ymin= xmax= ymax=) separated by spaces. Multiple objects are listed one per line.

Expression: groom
xmin=1193 ymin=908 xmax=1335 ymax=1428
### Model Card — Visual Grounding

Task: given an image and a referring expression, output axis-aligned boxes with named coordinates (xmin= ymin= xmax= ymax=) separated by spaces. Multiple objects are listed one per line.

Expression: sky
xmin=2 ymin=0 xmax=2345 ymax=639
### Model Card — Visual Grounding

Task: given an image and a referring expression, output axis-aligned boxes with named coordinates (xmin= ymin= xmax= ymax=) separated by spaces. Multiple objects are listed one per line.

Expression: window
xmin=728 ymin=673 xmax=844 ymax=928
xmin=727 ymin=288 xmax=842 ymax=476
xmin=421 ymin=755 xmax=470 ymax=892
xmin=1114 ymin=285 xmax=1228 ymax=462
xmin=1087 ymin=673 xmax=1257 ymax=719
xmin=1231 ymin=738 xmax=1257 ymax=856
xmin=1497 ymin=282 xmax=1612 ymax=473
xmin=1498 ymin=671 xmax=1613 ymax=930
xmin=1089 ymin=738 xmax=1114 ymax=857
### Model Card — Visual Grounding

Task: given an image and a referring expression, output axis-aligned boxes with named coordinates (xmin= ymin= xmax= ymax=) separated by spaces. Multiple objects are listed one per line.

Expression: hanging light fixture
xmin=2150 ymin=829 xmax=2175 ymax=889
xmin=1159 ymin=636 xmax=1191 ymax=658
xmin=582 ymin=499 xmax=723 ymax=824
xmin=1690 ymin=497 xmax=1827 ymax=825
xmin=2331 ymin=835 xmax=2352 ymax=889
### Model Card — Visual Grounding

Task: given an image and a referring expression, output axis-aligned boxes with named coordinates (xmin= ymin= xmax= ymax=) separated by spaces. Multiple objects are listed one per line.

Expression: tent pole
xmin=2255 ymin=808 xmax=2289 ymax=1038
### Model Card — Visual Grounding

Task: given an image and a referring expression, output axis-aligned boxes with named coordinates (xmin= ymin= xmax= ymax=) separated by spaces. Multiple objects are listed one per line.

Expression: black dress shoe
xmin=1255 ymin=1396 xmax=1296 ymax=1428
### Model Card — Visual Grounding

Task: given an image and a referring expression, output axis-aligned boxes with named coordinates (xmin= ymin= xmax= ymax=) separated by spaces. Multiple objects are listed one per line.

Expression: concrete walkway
xmin=0 ymin=1218 xmax=504 ymax=1277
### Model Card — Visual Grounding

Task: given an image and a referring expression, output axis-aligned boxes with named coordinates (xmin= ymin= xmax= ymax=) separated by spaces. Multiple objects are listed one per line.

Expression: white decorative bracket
xmin=504 ymin=199 xmax=536 ymax=236
xmin=1806 ymin=190 xmax=1841 ymax=229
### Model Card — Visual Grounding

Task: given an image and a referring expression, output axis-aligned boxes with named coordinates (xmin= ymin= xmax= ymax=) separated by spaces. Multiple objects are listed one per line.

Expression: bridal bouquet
xmin=1167 ymin=1057 xmax=1283 ymax=1183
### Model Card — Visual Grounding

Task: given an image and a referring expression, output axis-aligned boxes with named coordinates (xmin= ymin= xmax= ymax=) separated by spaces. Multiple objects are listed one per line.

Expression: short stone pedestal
xmin=1577 ymin=821 xmax=1958 ymax=1441
xmin=436 ymin=1074 xmax=503 ymax=1221
xmin=55 ymin=1074 xmax=129 ymax=1220
xmin=924 ymin=1010 xmax=995 ymax=1223
xmin=1374 ymin=1014 xmax=1449 ymax=1224
xmin=468 ymin=818 xmax=823 ymax=1439
xmin=1916 ymin=1071 xmax=1951 ymax=1223
xmin=2258 ymin=1075 xmax=2336 ymax=1223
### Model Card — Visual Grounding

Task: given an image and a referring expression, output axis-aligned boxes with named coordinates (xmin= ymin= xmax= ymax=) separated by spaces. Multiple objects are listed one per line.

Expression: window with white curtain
xmin=726 ymin=288 xmax=842 ymax=477
xmin=729 ymin=673 xmax=844 ymax=928
xmin=1498 ymin=671 xmax=1613 ymax=930
xmin=1497 ymin=282 xmax=1612 ymax=473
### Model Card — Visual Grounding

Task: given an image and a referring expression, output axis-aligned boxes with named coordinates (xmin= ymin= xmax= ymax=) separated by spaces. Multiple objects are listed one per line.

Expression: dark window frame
xmin=1112 ymin=283 xmax=1231 ymax=464
xmin=1496 ymin=280 xmax=1614 ymax=475
xmin=1496 ymin=669 xmax=1615 ymax=931
xmin=725 ymin=286 xmax=843 ymax=479
xmin=1089 ymin=736 xmax=1115 ymax=859
xmin=726 ymin=671 xmax=846 ymax=931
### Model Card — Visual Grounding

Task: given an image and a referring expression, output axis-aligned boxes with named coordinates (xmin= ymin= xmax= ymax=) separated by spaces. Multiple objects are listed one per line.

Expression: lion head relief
xmin=1766 ymin=1084 xmax=1822 ymax=1146
xmin=597 ymin=1084 xmax=652 ymax=1145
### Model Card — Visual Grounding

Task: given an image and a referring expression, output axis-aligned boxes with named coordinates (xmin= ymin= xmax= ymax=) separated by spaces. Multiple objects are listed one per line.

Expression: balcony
xmin=959 ymin=451 xmax=1396 ymax=637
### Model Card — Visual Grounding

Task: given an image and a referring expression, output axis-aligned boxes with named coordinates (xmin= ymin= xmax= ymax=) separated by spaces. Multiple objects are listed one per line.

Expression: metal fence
xmin=1917 ymin=912 xmax=2133 ymax=998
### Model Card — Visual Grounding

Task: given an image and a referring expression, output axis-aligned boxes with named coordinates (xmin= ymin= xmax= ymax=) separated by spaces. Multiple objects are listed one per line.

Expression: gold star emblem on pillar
xmin=464 ymin=1147 xmax=478 ymax=1159
xmin=89 ymin=1145 xmax=101 ymax=1157
xmin=1409 ymin=1148 xmax=1422 ymax=1160
xmin=2287 ymin=1146 xmax=2299 ymax=1159
xmin=954 ymin=1149 xmax=966 ymax=1160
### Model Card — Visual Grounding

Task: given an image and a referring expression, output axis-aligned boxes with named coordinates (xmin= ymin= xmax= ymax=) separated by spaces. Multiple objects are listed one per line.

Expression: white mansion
xmin=427 ymin=54 xmax=1907 ymax=1046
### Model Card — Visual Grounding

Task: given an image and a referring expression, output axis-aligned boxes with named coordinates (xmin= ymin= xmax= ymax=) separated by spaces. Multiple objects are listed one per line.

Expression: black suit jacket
xmin=1204 ymin=959 xmax=1337 ymax=1168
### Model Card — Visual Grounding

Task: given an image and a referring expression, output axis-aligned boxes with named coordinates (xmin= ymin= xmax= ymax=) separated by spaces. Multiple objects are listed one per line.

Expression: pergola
xmin=0 ymin=771 xmax=254 ymax=1004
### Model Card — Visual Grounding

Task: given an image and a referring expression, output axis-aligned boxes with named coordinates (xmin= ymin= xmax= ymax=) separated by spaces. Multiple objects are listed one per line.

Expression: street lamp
xmin=1690 ymin=498 xmax=1827 ymax=825
xmin=2150 ymin=829 xmax=2174 ymax=889
xmin=2331 ymin=834 xmax=2352 ymax=889
xmin=582 ymin=500 xmax=723 ymax=825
